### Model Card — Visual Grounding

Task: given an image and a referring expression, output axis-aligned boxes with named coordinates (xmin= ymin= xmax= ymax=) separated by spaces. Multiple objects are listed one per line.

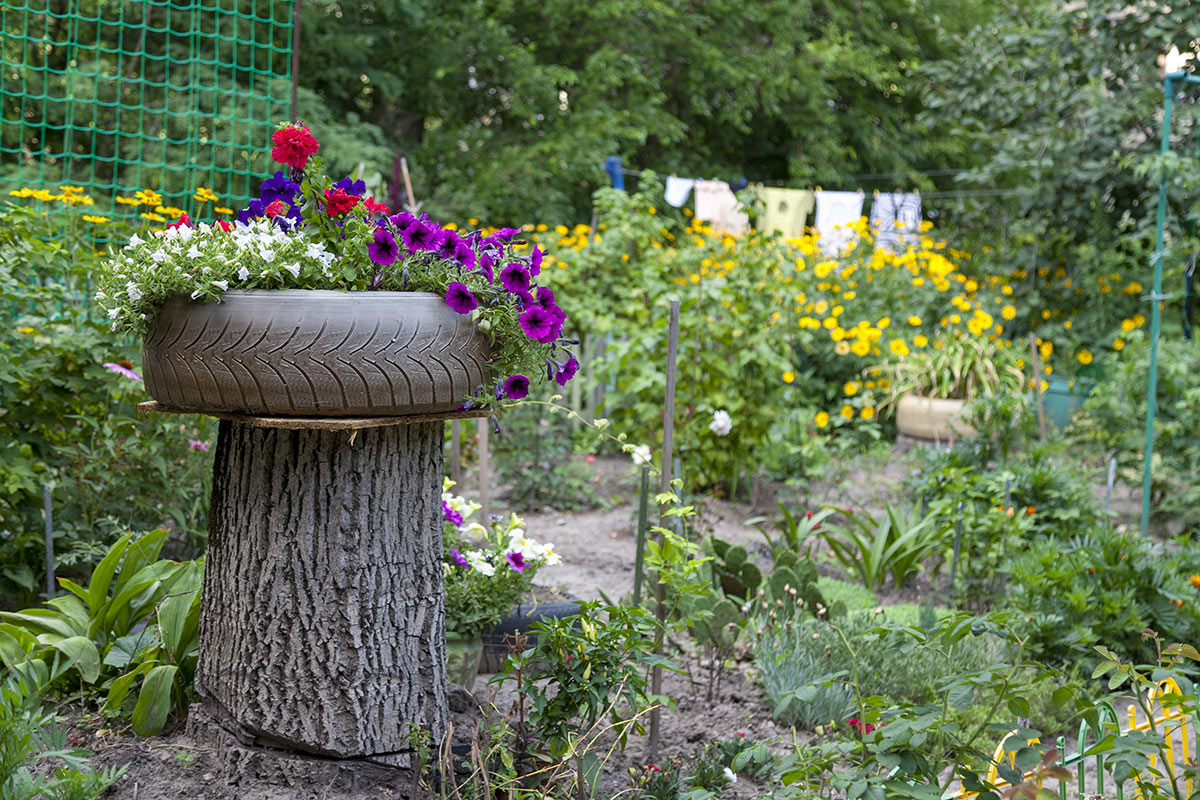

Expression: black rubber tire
xmin=478 ymin=598 xmax=583 ymax=673
xmin=142 ymin=290 xmax=491 ymax=417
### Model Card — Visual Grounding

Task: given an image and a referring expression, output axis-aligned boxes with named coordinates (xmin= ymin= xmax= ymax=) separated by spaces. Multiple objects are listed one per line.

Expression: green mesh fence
xmin=0 ymin=0 xmax=295 ymax=227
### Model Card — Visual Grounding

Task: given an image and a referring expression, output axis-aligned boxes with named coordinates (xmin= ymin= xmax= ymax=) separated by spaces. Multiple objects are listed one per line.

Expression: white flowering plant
xmin=441 ymin=478 xmax=561 ymax=638
xmin=94 ymin=122 xmax=580 ymax=410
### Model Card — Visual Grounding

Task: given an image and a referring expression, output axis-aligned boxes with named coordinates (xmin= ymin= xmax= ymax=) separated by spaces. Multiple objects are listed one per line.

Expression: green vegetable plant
xmin=813 ymin=504 xmax=951 ymax=591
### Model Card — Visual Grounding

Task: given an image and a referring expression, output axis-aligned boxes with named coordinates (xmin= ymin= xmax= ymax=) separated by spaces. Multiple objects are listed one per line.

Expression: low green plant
xmin=0 ymin=657 xmax=126 ymax=799
xmin=495 ymin=601 xmax=674 ymax=756
xmin=813 ymin=504 xmax=950 ymax=590
xmin=1003 ymin=526 xmax=1200 ymax=671
xmin=0 ymin=530 xmax=204 ymax=735
xmin=700 ymin=537 xmax=763 ymax=600
xmin=749 ymin=504 xmax=836 ymax=563
xmin=876 ymin=331 xmax=1026 ymax=405
xmin=493 ymin=403 xmax=599 ymax=512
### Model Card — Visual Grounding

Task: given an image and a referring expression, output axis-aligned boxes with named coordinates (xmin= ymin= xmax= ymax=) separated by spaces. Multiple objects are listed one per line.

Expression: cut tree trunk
xmin=191 ymin=418 xmax=448 ymax=784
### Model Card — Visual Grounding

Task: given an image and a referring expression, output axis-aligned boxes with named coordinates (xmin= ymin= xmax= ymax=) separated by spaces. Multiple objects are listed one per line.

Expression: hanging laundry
xmin=664 ymin=176 xmax=696 ymax=208
xmin=694 ymin=180 xmax=748 ymax=235
xmin=814 ymin=190 xmax=864 ymax=254
xmin=758 ymin=187 xmax=815 ymax=238
xmin=870 ymin=192 xmax=922 ymax=251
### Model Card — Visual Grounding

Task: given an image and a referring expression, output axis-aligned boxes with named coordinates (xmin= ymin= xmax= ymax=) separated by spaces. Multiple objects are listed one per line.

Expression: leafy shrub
xmin=1003 ymin=525 xmax=1200 ymax=670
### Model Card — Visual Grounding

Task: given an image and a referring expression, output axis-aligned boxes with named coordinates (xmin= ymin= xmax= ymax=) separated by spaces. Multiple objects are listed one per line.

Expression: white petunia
xmin=284 ymin=263 xmax=300 ymax=278
xmin=237 ymin=266 xmax=249 ymax=281
xmin=125 ymin=281 xmax=142 ymax=303
xmin=187 ymin=245 xmax=202 ymax=259
xmin=107 ymin=307 xmax=120 ymax=319
xmin=466 ymin=551 xmax=495 ymax=577
xmin=127 ymin=233 xmax=142 ymax=247
xmin=709 ymin=409 xmax=732 ymax=437
xmin=261 ymin=249 xmax=276 ymax=263
xmin=723 ymin=768 xmax=737 ymax=784
xmin=213 ymin=280 xmax=229 ymax=291
xmin=149 ymin=250 xmax=167 ymax=263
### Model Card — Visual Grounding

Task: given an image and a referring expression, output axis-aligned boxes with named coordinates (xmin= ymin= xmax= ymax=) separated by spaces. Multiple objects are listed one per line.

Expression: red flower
xmin=264 ymin=200 xmax=288 ymax=218
xmin=363 ymin=196 xmax=388 ymax=214
xmin=586 ymin=454 xmax=596 ymax=464
xmin=271 ymin=124 xmax=319 ymax=170
xmin=324 ymin=187 xmax=360 ymax=217
xmin=847 ymin=717 xmax=876 ymax=735
xmin=167 ymin=212 xmax=191 ymax=230
xmin=215 ymin=220 xmax=233 ymax=232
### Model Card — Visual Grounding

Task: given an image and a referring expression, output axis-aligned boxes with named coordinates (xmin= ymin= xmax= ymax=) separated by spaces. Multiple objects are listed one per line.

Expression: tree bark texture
xmin=195 ymin=419 xmax=449 ymax=763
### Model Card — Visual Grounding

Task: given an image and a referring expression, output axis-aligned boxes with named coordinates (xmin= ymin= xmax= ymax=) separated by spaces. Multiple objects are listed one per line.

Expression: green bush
xmin=1003 ymin=525 xmax=1200 ymax=671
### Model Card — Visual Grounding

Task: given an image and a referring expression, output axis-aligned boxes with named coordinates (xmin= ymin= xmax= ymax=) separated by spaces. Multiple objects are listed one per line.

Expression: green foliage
xmin=701 ymin=538 xmax=763 ymax=601
xmin=922 ymin=1 xmax=1199 ymax=351
xmin=1069 ymin=331 xmax=1200 ymax=530
xmin=0 ymin=531 xmax=204 ymax=736
xmin=302 ymin=0 xmax=998 ymax=224
xmin=813 ymin=504 xmax=951 ymax=591
xmin=0 ymin=203 xmax=213 ymax=605
xmin=1003 ymin=526 xmax=1200 ymax=671
xmin=496 ymin=602 xmax=673 ymax=756
xmin=493 ymin=404 xmax=598 ymax=512
xmin=0 ymin=658 xmax=126 ymax=799
xmin=877 ymin=331 xmax=1025 ymax=403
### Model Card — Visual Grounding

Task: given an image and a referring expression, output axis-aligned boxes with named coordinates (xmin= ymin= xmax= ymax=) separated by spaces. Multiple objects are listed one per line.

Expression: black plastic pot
xmin=478 ymin=596 xmax=583 ymax=673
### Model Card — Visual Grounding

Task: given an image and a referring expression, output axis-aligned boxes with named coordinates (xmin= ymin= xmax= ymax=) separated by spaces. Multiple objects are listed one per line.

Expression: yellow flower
xmin=822 ymin=317 xmax=837 ymax=330
xmin=621 ymin=253 xmax=630 ymax=262
xmin=193 ymin=187 xmax=218 ymax=202
xmin=140 ymin=212 xmax=165 ymax=222
xmin=835 ymin=341 xmax=852 ymax=356
xmin=536 ymin=223 xmax=548 ymax=232
xmin=783 ymin=370 xmax=795 ymax=384
xmin=877 ymin=317 xmax=891 ymax=329
xmin=1190 ymin=575 xmax=1200 ymax=589
xmin=8 ymin=187 xmax=34 ymax=198
xmin=860 ymin=406 xmax=875 ymax=420
xmin=889 ymin=339 xmax=910 ymax=357
xmin=17 ymin=327 xmax=35 ymax=334
xmin=949 ymin=314 xmax=961 ymax=324
xmin=913 ymin=334 xmax=928 ymax=347
xmin=135 ymin=189 xmax=162 ymax=206
xmin=214 ymin=206 xmax=233 ymax=214
xmin=1064 ymin=320 xmax=1072 ymax=330
xmin=907 ymin=316 xmax=921 ymax=326
xmin=1077 ymin=350 xmax=1093 ymax=365
xmin=115 ymin=195 xmax=141 ymax=205
xmin=555 ymin=225 xmax=569 ymax=236
xmin=81 ymin=215 xmax=108 ymax=224
xmin=1041 ymin=309 xmax=1051 ymax=320
xmin=1121 ymin=318 xmax=1136 ymax=333
xmin=1001 ymin=305 xmax=1016 ymax=320
xmin=844 ymin=381 xmax=859 ymax=396
xmin=815 ymin=411 xmax=830 ymax=428
xmin=850 ymin=340 xmax=870 ymax=357
xmin=648 ymin=207 xmax=657 ymax=215
xmin=839 ymin=404 xmax=854 ymax=420
xmin=1113 ymin=338 xmax=1125 ymax=351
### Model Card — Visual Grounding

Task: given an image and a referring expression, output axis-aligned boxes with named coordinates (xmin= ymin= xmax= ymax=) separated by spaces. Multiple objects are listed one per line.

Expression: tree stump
xmin=188 ymin=418 xmax=449 ymax=791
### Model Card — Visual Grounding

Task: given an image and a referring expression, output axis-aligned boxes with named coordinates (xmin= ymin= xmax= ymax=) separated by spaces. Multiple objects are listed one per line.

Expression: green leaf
xmin=105 ymin=661 xmax=155 ymax=713
xmin=158 ymin=561 xmax=203 ymax=659
xmin=131 ymin=664 xmax=179 ymax=736
xmin=87 ymin=533 xmax=132 ymax=611
xmin=104 ymin=631 xmax=159 ymax=669
xmin=49 ymin=635 xmax=102 ymax=683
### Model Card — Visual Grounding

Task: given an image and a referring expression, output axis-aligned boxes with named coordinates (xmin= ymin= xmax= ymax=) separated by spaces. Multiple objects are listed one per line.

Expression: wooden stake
xmin=400 ymin=157 xmax=421 ymax=215
xmin=1028 ymin=334 xmax=1048 ymax=440
xmin=477 ymin=417 xmax=490 ymax=524
xmin=632 ymin=467 xmax=650 ymax=605
xmin=648 ymin=300 xmax=680 ymax=761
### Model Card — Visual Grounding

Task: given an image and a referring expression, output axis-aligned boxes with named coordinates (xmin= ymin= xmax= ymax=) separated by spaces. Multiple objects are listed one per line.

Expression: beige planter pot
xmin=895 ymin=393 xmax=975 ymax=442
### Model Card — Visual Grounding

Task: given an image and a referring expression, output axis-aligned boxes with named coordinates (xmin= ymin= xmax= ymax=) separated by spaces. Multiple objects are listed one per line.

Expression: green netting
xmin=0 ymin=0 xmax=295 ymax=227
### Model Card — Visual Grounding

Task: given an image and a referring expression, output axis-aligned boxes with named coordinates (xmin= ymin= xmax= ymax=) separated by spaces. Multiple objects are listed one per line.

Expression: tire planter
xmin=142 ymin=290 xmax=491 ymax=416
xmin=478 ymin=596 xmax=584 ymax=673
xmin=895 ymin=393 xmax=975 ymax=442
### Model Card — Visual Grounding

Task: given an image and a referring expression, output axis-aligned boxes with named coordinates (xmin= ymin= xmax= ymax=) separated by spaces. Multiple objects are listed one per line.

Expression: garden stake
xmin=949 ymin=501 xmax=963 ymax=595
xmin=478 ymin=417 xmax=491 ymax=523
xmin=1105 ymin=456 xmax=1117 ymax=516
xmin=1028 ymin=333 xmax=1047 ymax=440
xmin=42 ymin=484 xmax=54 ymax=596
xmin=450 ymin=420 xmax=461 ymax=484
xmin=648 ymin=299 xmax=680 ymax=762
xmin=289 ymin=0 xmax=301 ymax=123
xmin=632 ymin=467 xmax=650 ymax=605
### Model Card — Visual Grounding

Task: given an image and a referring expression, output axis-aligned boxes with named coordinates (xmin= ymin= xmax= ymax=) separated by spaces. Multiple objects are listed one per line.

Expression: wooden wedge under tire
xmin=142 ymin=290 xmax=492 ymax=417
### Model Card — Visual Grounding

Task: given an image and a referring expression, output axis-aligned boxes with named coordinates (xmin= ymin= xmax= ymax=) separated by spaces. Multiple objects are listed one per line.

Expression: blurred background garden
xmin=3 ymin=0 xmax=1200 ymax=798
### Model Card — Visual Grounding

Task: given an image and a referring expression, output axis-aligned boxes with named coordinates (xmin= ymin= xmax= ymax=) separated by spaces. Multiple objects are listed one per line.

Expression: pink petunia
xmin=102 ymin=362 xmax=142 ymax=382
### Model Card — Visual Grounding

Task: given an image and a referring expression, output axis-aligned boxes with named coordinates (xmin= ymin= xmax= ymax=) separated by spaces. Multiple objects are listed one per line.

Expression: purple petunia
xmin=492 ymin=227 xmax=522 ymax=243
xmin=435 ymin=230 xmax=462 ymax=261
xmin=519 ymin=306 xmax=555 ymax=340
xmin=389 ymin=211 xmax=417 ymax=231
xmin=529 ymin=246 xmax=544 ymax=276
xmin=555 ymin=357 xmax=579 ymax=386
xmin=477 ymin=251 xmax=496 ymax=283
xmin=453 ymin=240 xmax=477 ymax=270
xmin=402 ymin=222 xmax=439 ymax=252
xmin=503 ymin=374 xmax=530 ymax=399
xmin=368 ymin=227 xmax=400 ymax=265
xmin=448 ymin=548 xmax=470 ymax=569
xmin=102 ymin=361 xmax=142 ymax=382
xmin=505 ymin=551 xmax=527 ymax=573
xmin=445 ymin=282 xmax=479 ymax=314
xmin=534 ymin=286 xmax=556 ymax=311
xmin=499 ymin=263 xmax=531 ymax=294
xmin=333 ymin=175 xmax=367 ymax=196
xmin=443 ymin=500 xmax=464 ymax=527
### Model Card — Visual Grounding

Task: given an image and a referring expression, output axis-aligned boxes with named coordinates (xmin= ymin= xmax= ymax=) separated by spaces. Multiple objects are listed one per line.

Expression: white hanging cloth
xmin=814 ymin=190 xmax=864 ymax=254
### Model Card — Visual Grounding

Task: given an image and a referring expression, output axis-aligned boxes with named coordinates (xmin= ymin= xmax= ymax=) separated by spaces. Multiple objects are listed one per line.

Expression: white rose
xmin=709 ymin=410 xmax=732 ymax=437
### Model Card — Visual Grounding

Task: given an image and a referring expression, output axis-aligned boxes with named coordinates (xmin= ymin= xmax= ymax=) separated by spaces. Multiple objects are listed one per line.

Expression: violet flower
xmin=519 ymin=306 xmax=555 ymax=340
xmin=444 ymin=282 xmax=478 ymax=314
xmin=555 ymin=357 xmax=579 ymax=386
xmin=499 ymin=263 xmax=531 ymax=294
xmin=448 ymin=548 xmax=470 ymax=569
xmin=368 ymin=227 xmax=399 ymax=265
xmin=505 ymin=551 xmax=527 ymax=573
xmin=102 ymin=362 xmax=142 ymax=382
xmin=442 ymin=500 xmax=464 ymax=527
xmin=503 ymin=374 xmax=530 ymax=400
xmin=530 ymin=245 xmax=544 ymax=275
xmin=401 ymin=222 xmax=438 ymax=251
